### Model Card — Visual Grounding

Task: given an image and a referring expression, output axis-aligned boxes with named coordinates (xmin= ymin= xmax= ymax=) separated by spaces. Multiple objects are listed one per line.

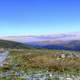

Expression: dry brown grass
xmin=8 ymin=50 xmax=80 ymax=73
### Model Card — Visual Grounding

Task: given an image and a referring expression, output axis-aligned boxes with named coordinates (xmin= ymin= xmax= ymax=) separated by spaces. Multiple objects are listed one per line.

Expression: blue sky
xmin=0 ymin=0 xmax=80 ymax=35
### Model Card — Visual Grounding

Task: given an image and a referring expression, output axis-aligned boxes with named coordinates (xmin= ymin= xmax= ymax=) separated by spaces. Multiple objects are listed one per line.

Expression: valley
xmin=0 ymin=37 xmax=80 ymax=79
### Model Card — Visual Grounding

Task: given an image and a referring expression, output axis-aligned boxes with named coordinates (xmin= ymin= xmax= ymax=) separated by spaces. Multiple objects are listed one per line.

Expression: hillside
xmin=0 ymin=40 xmax=31 ymax=49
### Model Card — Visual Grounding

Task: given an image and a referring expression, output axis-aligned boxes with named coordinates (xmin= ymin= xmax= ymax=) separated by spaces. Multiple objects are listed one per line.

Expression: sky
xmin=0 ymin=0 xmax=80 ymax=36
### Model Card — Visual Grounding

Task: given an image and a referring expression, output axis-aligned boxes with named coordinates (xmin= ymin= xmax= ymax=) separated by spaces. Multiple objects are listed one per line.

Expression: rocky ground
xmin=0 ymin=49 xmax=80 ymax=80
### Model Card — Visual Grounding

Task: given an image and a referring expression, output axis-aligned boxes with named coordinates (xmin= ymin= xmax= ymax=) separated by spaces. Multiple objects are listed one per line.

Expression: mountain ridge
xmin=0 ymin=32 xmax=80 ymax=50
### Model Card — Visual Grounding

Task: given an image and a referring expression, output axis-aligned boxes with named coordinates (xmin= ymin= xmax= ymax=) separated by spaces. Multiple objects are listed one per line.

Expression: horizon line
xmin=0 ymin=32 xmax=80 ymax=37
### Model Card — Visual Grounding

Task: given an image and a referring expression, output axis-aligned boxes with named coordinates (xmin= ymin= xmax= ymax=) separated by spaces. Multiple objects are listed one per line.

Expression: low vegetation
xmin=0 ymin=49 xmax=80 ymax=79
xmin=8 ymin=50 xmax=80 ymax=73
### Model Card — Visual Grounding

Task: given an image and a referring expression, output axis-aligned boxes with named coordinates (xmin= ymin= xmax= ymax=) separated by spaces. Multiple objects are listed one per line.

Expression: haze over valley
xmin=0 ymin=32 xmax=80 ymax=50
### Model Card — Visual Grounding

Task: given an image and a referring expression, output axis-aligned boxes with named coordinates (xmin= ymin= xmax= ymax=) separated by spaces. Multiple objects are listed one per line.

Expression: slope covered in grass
xmin=0 ymin=40 xmax=31 ymax=49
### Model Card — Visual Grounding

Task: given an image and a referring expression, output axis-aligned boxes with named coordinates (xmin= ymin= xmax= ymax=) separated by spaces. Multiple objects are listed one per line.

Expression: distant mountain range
xmin=30 ymin=40 xmax=80 ymax=51
xmin=0 ymin=32 xmax=80 ymax=42
xmin=0 ymin=32 xmax=80 ymax=50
